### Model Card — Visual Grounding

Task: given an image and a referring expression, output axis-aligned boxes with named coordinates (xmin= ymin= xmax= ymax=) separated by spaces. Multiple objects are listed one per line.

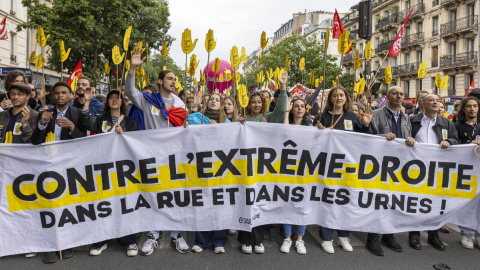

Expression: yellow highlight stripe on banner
xmin=6 ymin=159 xmax=476 ymax=212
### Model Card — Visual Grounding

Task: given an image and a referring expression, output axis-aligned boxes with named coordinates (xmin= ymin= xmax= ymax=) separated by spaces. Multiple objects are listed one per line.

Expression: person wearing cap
xmin=0 ymin=82 xmax=39 ymax=143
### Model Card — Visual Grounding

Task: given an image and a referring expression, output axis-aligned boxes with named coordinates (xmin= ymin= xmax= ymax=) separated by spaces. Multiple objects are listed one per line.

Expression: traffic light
xmin=357 ymin=0 xmax=373 ymax=40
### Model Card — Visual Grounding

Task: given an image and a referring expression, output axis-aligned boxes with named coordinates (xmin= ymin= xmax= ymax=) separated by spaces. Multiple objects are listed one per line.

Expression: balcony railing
xmin=341 ymin=12 xmax=358 ymax=25
xmin=402 ymin=32 xmax=424 ymax=47
xmin=441 ymin=0 xmax=458 ymax=6
xmin=399 ymin=3 xmax=425 ymax=21
xmin=440 ymin=51 xmax=477 ymax=68
xmin=432 ymin=28 xmax=439 ymax=36
xmin=376 ymin=40 xmax=395 ymax=53
xmin=441 ymin=15 xmax=478 ymax=36
xmin=373 ymin=0 xmax=391 ymax=7
xmin=375 ymin=13 xmax=398 ymax=30
xmin=396 ymin=62 xmax=420 ymax=76
xmin=349 ymin=32 xmax=357 ymax=40
xmin=431 ymin=61 xmax=438 ymax=68
xmin=343 ymin=53 xmax=354 ymax=64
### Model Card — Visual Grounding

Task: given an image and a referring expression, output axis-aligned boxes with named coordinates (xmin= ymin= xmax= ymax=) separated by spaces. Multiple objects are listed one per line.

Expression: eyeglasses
xmin=9 ymin=92 xmax=26 ymax=97
xmin=390 ymin=92 xmax=404 ymax=96
xmin=76 ymin=82 xmax=89 ymax=87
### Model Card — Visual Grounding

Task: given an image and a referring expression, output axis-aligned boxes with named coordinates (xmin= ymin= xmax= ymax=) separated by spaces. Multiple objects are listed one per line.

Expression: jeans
xmin=149 ymin=231 xmax=180 ymax=239
xmin=459 ymin=226 xmax=479 ymax=237
xmin=194 ymin=230 xmax=229 ymax=248
xmin=319 ymin=226 xmax=350 ymax=241
xmin=283 ymin=224 xmax=306 ymax=237
xmin=409 ymin=230 xmax=438 ymax=241
xmin=92 ymin=234 xmax=137 ymax=248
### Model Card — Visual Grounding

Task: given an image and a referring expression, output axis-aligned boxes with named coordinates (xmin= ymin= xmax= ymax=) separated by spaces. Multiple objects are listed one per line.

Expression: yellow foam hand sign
xmin=200 ymin=70 xmax=206 ymax=84
xmin=181 ymin=28 xmax=198 ymax=54
xmin=241 ymin=47 xmax=247 ymax=64
xmin=35 ymin=54 xmax=47 ymax=69
xmin=161 ymin=41 xmax=170 ymax=57
xmin=267 ymin=68 xmax=273 ymax=80
xmin=435 ymin=73 xmax=442 ymax=88
xmin=187 ymin=54 xmax=200 ymax=77
xmin=112 ymin=45 xmax=125 ymax=65
xmin=59 ymin=40 xmax=71 ymax=63
xmin=418 ymin=61 xmax=428 ymax=78
xmin=333 ymin=76 xmax=338 ymax=86
xmin=354 ymin=50 xmax=364 ymax=70
xmin=319 ymin=76 xmax=324 ymax=84
xmin=358 ymin=77 xmax=366 ymax=94
xmin=132 ymin=41 xmax=145 ymax=55
xmin=440 ymin=75 xmax=449 ymax=91
xmin=123 ymin=25 xmax=133 ymax=51
xmin=365 ymin=40 xmax=374 ymax=60
xmin=105 ymin=63 xmax=111 ymax=75
xmin=29 ymin=51 xmax=36 ymax=63
xmin=71 ymin=76 xmax=78 ymax=92
xmin=230 ymin=46 xmax=240 ymax=70
xmin=46 ymin=132 xmax=55 ymax=142
xmin=175 ymin=76 xmax=182 ymax=90
xmin=205 ymin=29 xmax=216 ymax=52
xmin=385 ymin=66 xmax=392 ymax=85
xmin=315 ymin=78 xmax=320 ymax=88
xmin=259 ymin=50 xmax=263 ymax=63
xmin=194 ymin=77 xmax=198 ymax=86
xmin=135 ymin=66 xmax=141 ymax=79
xmin=212 ymin=57 xmax=220 ymax=73
xmin=225 ymin=70 xmax=232 ymax=81
xmin=37 ymin=27 xmax=50 ymax=47
xmin=219 ymin=73 xmax=224 ymax=83
xmin=236 ymin=72 xmax=241 ymax=84
xmin=238 ymin=84 xmax=248 ymax=108
xmin=163 ymin=66 xmax=167 ymax=71
xmin=260 ymin=31 xmax=269 ymax=49
xmin=273 ymin=67 xmax=280 ymax=83
xmin=4 ymin=131 xmax=12 ymax=143
xmin=310 ymin=71 xmax=315 ymax=86
xmin=125 ymin=60 xmax=130 ymax=72
xmin=285 ymin=54 xmax=291 ymax=71
xmin=325 ymin=27 xmax=330 ymax=51
xmin=338 ymin=29 xmax=353 ymax=55
xmin=299 ymin=57 xmax=305 ymax=71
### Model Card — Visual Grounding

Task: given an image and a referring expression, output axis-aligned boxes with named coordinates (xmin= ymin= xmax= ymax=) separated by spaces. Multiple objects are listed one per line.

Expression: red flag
xmin=66 ymin=59 xmax=83 ymax=86
xmin=465 ymin=75 xmax=475 ymax=98
xmin=332 ymin=9 xmax=344 ymax=39
xmin=0 ymin=14 xmax=8 ymax=41
xmin=389 ymin=9 xmax=413 ymax=57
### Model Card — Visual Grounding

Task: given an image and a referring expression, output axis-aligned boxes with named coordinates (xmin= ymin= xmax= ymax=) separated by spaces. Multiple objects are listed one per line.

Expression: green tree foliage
xmin=246 ymin=34 xmax=354 ymax=94
xmin=145 ymin=53 xmax=185 ymax=88
xmin=18 ymin=0 xmax=173 ymax=84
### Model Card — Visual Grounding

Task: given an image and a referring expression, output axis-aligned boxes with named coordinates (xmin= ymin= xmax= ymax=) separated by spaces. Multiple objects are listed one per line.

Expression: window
xmin=467 ymin=38 xmax=474 ymax=52
xmin=419 ymin=79 xmax=422 ymax=91
xmin=417 ymin=50 xmax=422 ymax=62
xmin=450 ymin=10 xmax=457 ymax=21
xmin=405 ymin=53 xmax=410 ymax=64
xmin=432 ymin=16 xmax=439 ymax=35
xmin=468 ymin=4 xmax=474 ymax=16
xmin=448 ymin=76 xmax=456 ymax=96
xmin=10 ymin=32 xmax=16 ymax=62
xmin=431 ymin=46 xmax=438 ymax=67
xmin=404 ymin=80 xmax=410 ymax=97
xmin=432 ymin=77 xmax=437 ymax=94
xmin=392 ymin=57 xmax=397 ymax=67
xmin=417 ymin=22 xmax=423 ymax=33
xmin=321 ymin=31 xmax=326 ymax=40
xmin=406 ymin=1 xmax=411 ymax=9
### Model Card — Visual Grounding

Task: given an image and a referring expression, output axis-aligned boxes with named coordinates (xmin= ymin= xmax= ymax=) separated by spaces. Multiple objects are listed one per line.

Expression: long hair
xmin=103 ymin=92 xmax=127 ymax=116
xmin=246 ymin=92 xmax=268 ymax=115
xmin=5 ymin=70 xmax=27 ymax=90
xmin=288 ymin=97 xmax=308 ymax=125
xmin=206 ymin=93 xmax=227 ymax=123
xmin=224 ymin=96 xmax=239 ymax=122
xmin=457 ymin=97 xmax=480 ymax=123
xmin=325 ymin=85 xmax=351 ymax=113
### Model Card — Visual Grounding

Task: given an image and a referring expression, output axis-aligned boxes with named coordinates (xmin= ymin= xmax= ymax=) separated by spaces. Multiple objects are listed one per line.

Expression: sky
xmin=167 ymin=0 xmax=358 ymax=73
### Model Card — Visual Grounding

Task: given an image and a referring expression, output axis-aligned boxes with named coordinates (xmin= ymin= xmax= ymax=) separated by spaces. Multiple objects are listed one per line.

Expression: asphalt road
xmin=0 ymin=224 xmax=477 ymax=270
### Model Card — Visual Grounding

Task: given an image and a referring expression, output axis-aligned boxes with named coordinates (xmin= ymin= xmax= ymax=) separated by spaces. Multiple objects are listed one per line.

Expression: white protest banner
xmin=0 ymin=122 xmax=479 ymax=256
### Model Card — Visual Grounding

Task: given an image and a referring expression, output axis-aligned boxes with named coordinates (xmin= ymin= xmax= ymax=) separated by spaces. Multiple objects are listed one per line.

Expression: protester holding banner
xmin=453 ymin=97 xmax=480 ymax=249
xmin=409 ymin=93 xmax=460 ymax=251
xmin=366 ymin=86 xmax=415 ymax=256
xmin=126 ymin=47 xmax=189 ymax=255
xmin=224 ymin=96 xmax=239 ymax=122
xmin=315 ymin=85 xmax=371 ymax=254
xmin=237 ymin=71 xmax=288 ymax=254
xmin=71 ymin=76 xmax=103 ymax=116
xmin=280 ymin=96 xmax=310 ymax=255
xmin=0 ymin=82 xmax=39 ymax=144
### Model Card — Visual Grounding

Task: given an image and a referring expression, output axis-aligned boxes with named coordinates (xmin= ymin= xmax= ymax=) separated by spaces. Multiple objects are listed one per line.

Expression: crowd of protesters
xmin=1 ymin=48 xmax=479 ymax=263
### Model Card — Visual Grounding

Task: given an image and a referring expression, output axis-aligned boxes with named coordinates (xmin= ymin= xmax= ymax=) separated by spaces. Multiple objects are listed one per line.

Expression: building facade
xmin=342 ymin=0 xmax=478 ymax=99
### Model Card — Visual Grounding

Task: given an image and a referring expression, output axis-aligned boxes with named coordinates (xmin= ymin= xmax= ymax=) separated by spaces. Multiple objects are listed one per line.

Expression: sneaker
xmin=172 ymin=235 xmax=190 ymax=253
xmin=229 ymin=229 xmax=238 ymax=236
xmin=461 ymin=235 xmax=474 ymax=249
xmin=191 ymin=245 xmax=203 ymax=253
xmin=295 ymin=240 xmax=307 ymax=255
xmin=140 ymin=234 xmax=159 ymax=256
xmin=127 ymin=244 xmax=138 ymax=257
xmin=321 ymin=240 xmax=334 ymax=254
xmin=254 ymin=243 xmax=265 ymax=254
xmin=337 ymin=237 xmax=353 ymax=252
xmin=241 ymin=244 xmax=252 ymax=254
xmin=214 ymin=246 xmax=225 ymax=254
xmin=25 ymin=253 xmax=37 ymax=258
xmin=280 ymin=239 xmax=292 ymax=253
xmin=89 ymin=243 xmax=107 ymax=256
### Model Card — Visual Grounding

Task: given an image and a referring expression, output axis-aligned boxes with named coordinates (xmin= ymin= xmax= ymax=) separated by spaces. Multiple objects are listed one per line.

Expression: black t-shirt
xmin=314 ymin=110 xmax=364 ymax=132
xmin=455 ymin=121 xmax=480 ymax=144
